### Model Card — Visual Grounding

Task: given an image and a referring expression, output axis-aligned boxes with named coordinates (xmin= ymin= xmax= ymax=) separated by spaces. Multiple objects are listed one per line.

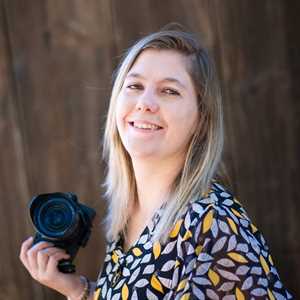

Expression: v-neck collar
xmin=113 ymin=202 xmax=165 ymax=259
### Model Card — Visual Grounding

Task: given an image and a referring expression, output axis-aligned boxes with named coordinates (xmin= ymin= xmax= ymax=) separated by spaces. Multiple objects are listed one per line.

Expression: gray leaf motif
xmin=206 ymin=288 xmax=219 ymax=300
xmin=138 ymin=233 xmax=148 ymax=244
xmin=128 ymin=267 xmax=141 ymax=284
xmin=98 ymin=277 xmax=106 ymax=286
xmin=158 ymin=275 xmax=172 ymax=288
xmin=106 ymin=262 xmax=112 ymax=274
xmin=218 ymin=281 xmax=235 ymax=292
xmin=217 ymin=258 xmax=235 ymax=268
xmin=251 ymin=288 xmax=267 ymax=296
xmin=223 ymin=295 xmax=235 ymax=300
xmin=211 ymin=219 xmax=219 ymax=238
xmin=211 ymin=236 xmax=227 ymax=254
xmin=192 ymin=276 xmax=212 ymax=286
xmin=141 ymin=253 xmax=151 ymax=264
xmin=192 ymin=203 xmax=204 ymax=214
xmin=115 ymin=278 xmax=126 ymax=290
xmin=106 ymin=288 xmax=112 ymax=300
xmin=220 ymin=192 xmax=231 ymax=198
xmin=186 ymin=243 xmax=195 ymax=256
xmin=192 ymin=285 xmax=205 ymax=300
xmin=131 ymin=290 xmax=138 ymax=300
xmin=146 ymin=288 xmax=159 ymax=300
xmin=236 ymin=243 xmax=249 ymax=253
xmin=218 ymin=269 xmax=240 ymax=281
xmin=101 ymin=281 xmax=107 ymax=298
xmin=130 ymin=258 xmax=141 ymax=270
xmin=218 ymin=220 xmax=230 ymax=234
xmin=197 ymin=253 xmax=213 ymax=262
xmin=135 ymin=279 xmax=148 ymax=288
xmin=162 ymin=240 xmax=176 ymax=255
xmin=258 ymin=277 xmax=268 ymax=287
xmin=161 ymin=260 xmax=175 ymax=272
xmin=144 ymin=241 xmax=153 ymax=250
xmin=222 ymin=199 xmax=234 ymax=206
xmin=186 ymin=258 xmax=197 ymax=274
xmin=227 ymin=235 xmax=237 ymax=252
xmin=196 ymin=262 xmax=211 ymax=276
xmin=122 ymin=267 xmax=130 ymax=277
xmin=236 ymin=265 xmax=250 ymax=275
xmin=241 ymin=276 xmax=253 ymax=290
xmin=246 ymin=252 xmax=259 ymax=263
xmin=250 ymin=266 xmax=262 ymax=275
xmin=126 ymin=255 xmax=134 ymax=264
xmin=111 ymin=293 xmax=120 ymax=300
xmin=184 ymin=212 xmax=191 ymax=229
xmin=143 ymin=264 xmax=155 ymax=274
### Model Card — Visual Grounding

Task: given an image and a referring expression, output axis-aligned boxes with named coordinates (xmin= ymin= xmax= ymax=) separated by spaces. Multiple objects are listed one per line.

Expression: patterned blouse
xmin=94 ymin=182 xmax=292 ymax=300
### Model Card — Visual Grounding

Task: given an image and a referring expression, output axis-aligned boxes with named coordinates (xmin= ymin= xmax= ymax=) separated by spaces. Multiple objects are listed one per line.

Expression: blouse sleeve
xmin=170 ymin=204 xmax=292 ymax=300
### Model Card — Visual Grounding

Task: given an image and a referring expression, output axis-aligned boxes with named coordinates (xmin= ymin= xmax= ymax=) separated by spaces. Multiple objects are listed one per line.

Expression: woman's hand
xmin=19 ymin=236 xmax=85 ymax=299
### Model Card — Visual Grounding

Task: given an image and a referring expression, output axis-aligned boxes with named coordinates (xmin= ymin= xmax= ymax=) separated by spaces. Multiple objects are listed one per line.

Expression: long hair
xmin=103 ymin=25 xmax=225 ymax=243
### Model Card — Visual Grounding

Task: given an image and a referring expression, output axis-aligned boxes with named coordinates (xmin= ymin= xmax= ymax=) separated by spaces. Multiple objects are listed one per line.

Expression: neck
xmin=131 ymin=154 xmax=184 ymax=215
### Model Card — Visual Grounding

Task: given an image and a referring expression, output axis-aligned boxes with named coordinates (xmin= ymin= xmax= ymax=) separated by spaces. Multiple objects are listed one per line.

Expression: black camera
xmin=29 ymin=192 xmax=96 ymax=273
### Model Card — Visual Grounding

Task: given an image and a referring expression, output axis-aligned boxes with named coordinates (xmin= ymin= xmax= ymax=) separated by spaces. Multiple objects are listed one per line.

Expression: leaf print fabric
xmin=94 ymin=182 xmax=293 ymax=299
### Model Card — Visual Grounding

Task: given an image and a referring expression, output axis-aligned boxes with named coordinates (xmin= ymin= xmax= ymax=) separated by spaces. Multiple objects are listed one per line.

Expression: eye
xmin=162 ymin=88 xmax=180 ymax=96
xmin=126 ymin=83 xmax=143 ymax=90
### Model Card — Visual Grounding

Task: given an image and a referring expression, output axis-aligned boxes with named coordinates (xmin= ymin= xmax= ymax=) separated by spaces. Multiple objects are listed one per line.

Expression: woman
xmin=20 ymin=27 xmax=292 ymax=299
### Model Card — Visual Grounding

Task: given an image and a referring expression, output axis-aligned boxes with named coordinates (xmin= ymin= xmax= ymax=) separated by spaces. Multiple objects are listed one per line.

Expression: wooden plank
xmin=0 ymin=2 xmax=45 ymax=299
xmin=211 ymin=0 xmax=299 ymax=295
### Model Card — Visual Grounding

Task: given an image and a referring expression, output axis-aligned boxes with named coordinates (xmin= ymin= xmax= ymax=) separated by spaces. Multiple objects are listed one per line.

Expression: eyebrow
xmin=126 ymin=72 xmax=187 ymax=90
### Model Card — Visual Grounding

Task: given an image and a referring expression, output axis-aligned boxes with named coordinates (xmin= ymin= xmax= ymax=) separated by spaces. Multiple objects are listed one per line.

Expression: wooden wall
xmin=0 ymin=0 xmax=299 ymax=298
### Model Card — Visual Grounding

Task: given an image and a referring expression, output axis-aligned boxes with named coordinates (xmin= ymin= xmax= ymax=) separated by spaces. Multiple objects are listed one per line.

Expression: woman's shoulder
xmin=178 ymin=181 xmax=266 ymax=250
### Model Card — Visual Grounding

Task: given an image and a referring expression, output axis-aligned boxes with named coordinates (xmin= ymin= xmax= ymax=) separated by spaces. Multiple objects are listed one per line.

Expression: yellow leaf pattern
xmin=153 ymin=241 xmax=161 ymax=259
xmin=169 ymin=219 xmax=183 ymax=238
xmin=112 ymin=251 xmax=118 ymax=264
xmin=121 ymin=284 xmax=129 ymax=300
xmin=260 ymin=254 xmax=270 ymax=275
xmin=181 ymin=293 xmax=190 ymax=300
xmin=151 ymin=274 xmax=164 ymax=293
xmin=94 ymin=182 xmax=291 ymax=300
xmin=228 ymin=252 xmax=248 ymax=263
xmin=235 ymin=287 xmax=245 ymax=300
xmin=202 ymin=209 xmax=214 ymax=233
xmin=208 ymin=269 xmax=220 ymax=286
xmin=183 ymin=230 xmax=192 ymax=241
xmin=268 ymin=289 xmax=276 ymax=300
xmin=227 ymin=217 xmax=238 ymax=234
xmin=177 ymin=279 xmax=187 ymax=291
xmin=93 ymin=288 xmax=100 ymax=300
xmin=195 ymin=245 xmax=203 ymax=256
xmin=132 ymin=247 xmax=142 ymax=256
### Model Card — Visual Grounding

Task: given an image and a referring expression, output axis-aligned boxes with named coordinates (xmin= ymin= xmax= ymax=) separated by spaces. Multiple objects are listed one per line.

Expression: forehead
xmin=127 ymin=49 xmax=193 ymax=85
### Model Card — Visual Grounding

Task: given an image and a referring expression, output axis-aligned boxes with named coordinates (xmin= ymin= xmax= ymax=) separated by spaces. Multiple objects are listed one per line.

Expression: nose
xmin=135 ymin=88 xmax=159 ymax=113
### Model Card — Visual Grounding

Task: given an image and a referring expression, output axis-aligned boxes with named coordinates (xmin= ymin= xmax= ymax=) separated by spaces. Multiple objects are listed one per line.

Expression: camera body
xmin=29 ymin=192 xmax=96 ymax=273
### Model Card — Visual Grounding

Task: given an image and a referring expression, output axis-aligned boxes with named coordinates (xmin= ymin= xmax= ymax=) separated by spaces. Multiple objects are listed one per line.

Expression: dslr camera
xmin=29 ymin=192 xmax=96 ymax=273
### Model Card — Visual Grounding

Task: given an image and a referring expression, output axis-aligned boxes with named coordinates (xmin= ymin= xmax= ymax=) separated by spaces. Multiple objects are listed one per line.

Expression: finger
xmin=37 ymin=249 xmax=51 ymax=272
xmin=37 ymin=246 xmax=68 ymax=271
xmin=47 ymin=252 xmax=71 ymax=274
xmin=19 ymin=236 xmax=34 ymax=267
xmin=27 ymin=241 xmax=54 ymax=271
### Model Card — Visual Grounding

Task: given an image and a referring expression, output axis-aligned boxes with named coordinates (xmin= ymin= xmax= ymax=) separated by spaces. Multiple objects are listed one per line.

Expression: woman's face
xmin=116 ymin=49 xmax=199 ymax=162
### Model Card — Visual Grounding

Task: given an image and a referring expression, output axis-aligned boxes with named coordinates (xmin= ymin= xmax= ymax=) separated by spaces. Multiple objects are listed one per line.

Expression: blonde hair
xmin=103 ymin=26 xmax=225 ymax=243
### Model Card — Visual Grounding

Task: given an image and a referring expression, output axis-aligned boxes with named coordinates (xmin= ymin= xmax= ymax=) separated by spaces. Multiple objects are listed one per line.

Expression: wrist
xmin=67 ymin=276 xmax=90 ymax=300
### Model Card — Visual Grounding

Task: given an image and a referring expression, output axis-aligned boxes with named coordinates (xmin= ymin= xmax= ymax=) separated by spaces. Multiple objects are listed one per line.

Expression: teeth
xmin=133 ymin=122 xmax=160 ymax=130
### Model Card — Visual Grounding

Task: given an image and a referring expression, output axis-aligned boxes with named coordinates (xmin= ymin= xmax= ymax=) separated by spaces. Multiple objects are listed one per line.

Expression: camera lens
xmin=33 ymin=197 xmax=79 ymax=239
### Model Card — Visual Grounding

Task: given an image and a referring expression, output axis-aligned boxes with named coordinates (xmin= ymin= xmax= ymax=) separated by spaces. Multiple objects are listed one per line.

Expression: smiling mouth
xmin=128 ymin=122 xmax=163 ymax=131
